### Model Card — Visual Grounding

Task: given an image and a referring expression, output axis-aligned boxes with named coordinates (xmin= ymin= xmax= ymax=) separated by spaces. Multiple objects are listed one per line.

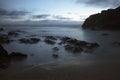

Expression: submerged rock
xmin=8 ymin=31 xmax=19 ymax=36
xmin=44 ymin=38 xmax=55 ymax=45
xmin=30 ymin=38 xmax=40 ymax=42
xmin=52 ymin=53 xmax=59 ymax=58
xmin=46 ymin=36 xmax=57 ymax=40
xmin=64 ymin=45 xmax=83 ymax=53
xmin=60 ymin=36 xmax=99 ymax=53
xmin=19 ymin=38 xmax=40 ymax=44
xmin=86 ymin=43 xmax=99 ymax=49
xmin=52 ymin=47 xmax=59 ymax=51
xmin=0 ymin=34 xmax=13 ymax=44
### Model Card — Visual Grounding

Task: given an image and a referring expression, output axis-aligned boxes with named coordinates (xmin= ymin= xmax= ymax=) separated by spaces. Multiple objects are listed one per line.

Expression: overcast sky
xmin=0 ymin=0 xmax=120 ymax=24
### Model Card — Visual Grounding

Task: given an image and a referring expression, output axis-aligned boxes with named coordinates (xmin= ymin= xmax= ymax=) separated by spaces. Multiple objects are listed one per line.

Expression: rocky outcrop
xmin=82 ymin=6 xmax=120 ymax=30
xmin=0 ymin=45 xmax=8 ymax=57
xmin=0 ymin=45 xmax=9 ymax=69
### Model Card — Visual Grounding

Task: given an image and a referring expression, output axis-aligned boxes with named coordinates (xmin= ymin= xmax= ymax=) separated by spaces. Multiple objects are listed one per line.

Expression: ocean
xmin=1 ymin=25 xmax=120 ymax=67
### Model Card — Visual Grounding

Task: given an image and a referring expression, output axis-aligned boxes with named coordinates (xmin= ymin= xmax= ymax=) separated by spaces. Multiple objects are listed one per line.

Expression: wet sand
xmin=1 ymin=58 xmax=120 ymax=80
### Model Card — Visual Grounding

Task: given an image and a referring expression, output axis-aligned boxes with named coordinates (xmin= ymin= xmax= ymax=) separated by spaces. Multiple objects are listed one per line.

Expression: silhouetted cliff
xmin=82 ymin=6 xmax=120 ymax=30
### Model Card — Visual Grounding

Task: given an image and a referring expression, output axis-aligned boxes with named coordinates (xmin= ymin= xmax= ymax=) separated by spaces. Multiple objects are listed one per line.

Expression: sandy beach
xmin=1 ymin=57 xmax=120 ymax=80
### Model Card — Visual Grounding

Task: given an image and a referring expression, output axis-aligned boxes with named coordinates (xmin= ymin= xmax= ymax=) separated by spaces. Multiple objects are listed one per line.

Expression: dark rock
xmin=58 ymin=42 xmax=64 ymax=45
xmin=0 ymin=28 xmax=4 ymax=31
xmin=60 ymin=36 xmax=99 ymax=53
xmin=19 ymin=38 xmax=29 ymax=43
xmin=46 ymin=36 xmax=57 ymax=40
xmin=8 ymin=31 xmax=19 ymax=36
xmin=77 ymin=41 xmax=88 ymax=47
xmin=61 ymin=37 xmax=88 ymax=47
xmin=0 ymin=45 xmax=8 ymax=57
xmin=64 ymin=45 xmax=83 ymax=53
xmin=19 ymin=38 xmax=40 ymax=44
xmin=82 ymin=6 xmax=120 ymax=30
xmin=0 ymin=34 xmax=13 ymax=44
xmin=0 ymin=45 xmax=9 ymax=69
xmin=44 ymin=38 xmax=55 ymax=45
xmin=30 ymin=38 xmax=40 ymax=42
xmin=86 ymin=43 xmax=99 ymax=49
xmin=9 ymin=52 xmax=27 ymax=58
xmin=52 ymin=53 xmax=59 ymax=58
xmin=9 ymin=52 xmax=27 ymax=61
xmin=61 ymin=37 xmax=71 ymax=42
xmin=52 ymin=47 xmax=59 ymax=51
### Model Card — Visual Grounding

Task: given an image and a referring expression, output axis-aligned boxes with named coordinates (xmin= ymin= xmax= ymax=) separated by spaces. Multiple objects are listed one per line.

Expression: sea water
xmin=1 ymin=25 xmax=120 ymax=66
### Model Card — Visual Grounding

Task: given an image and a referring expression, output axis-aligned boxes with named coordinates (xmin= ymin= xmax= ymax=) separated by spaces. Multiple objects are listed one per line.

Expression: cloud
xmin=32 ymin=14 xmax=50 ymax=19
xmin=0 ymin=8 xmax=29 ymax=19
xmin=76 ymin=0 xmax=120 ymax=8
xmin=31 ymin=15 xmax=71 ymax=21
xmin=53 ymin=15 xmax=71 ymax=20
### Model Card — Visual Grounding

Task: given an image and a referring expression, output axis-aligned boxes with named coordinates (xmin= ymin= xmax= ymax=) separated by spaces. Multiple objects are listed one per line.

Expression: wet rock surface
xmin=0 ymin=45 xmax=8 ymax=57
xmin=19 ymin=38 xmax=40 ymax=44
xmin=9 ymin=52 xmax=27 ymax=58
xmin=64 ymin=45 xmax=83 ymax=53
xmin=0 ymin=45 xmax=9 ymax=69
xmin=8 ymin=31 xmax=19 ymax=36
xmin=60 ymin=36 xmax=99 ymax=53
xmin=44 ymin=38 xmax=56 ymax=45
xmin=0 ymin=34 xmax=13 ymax=44
xmin=46 ymin=36 xmax=57 ymax=40
xmin=9 ymin=52 xmax=27 ymax=61
xmin=52 ymin=47 xmax=59 ymax=51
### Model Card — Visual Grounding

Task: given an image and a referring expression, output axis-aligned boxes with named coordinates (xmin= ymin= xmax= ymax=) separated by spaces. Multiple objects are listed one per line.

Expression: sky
xmin=0 ymin=0 xmax=120 ymax=24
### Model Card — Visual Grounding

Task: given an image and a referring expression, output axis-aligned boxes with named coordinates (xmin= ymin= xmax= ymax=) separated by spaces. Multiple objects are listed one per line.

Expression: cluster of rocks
xmin=0 ymin=45 xmax=27 ymax=69
xmin=19 ymin=38 xmax=40 ymax=44
xmin=61 ymin=37 xmax=99 ymax=53
xmin=0 ymin=28 xmax=100 ymax=61
xmin=0 ymin=30 xmax=24 ymax=44
xmin=44 ymin=36 xmax=57 ymax=45
xmin=8 ymin=31 xmax=19 ymax=36
xmin=48 ymin=36 xmax=100 ymax=58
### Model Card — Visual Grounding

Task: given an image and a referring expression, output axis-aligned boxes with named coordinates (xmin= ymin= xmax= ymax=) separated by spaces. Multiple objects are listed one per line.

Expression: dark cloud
xmin=53 ymin=16 xmax=71 ymax=20
xmin=76 ymin=0 xmax=120 ymax=8
xmin=0 ymin=8 xmax=29 ymax=19
xmin=32 ymin=14 xmax=50 ymax=19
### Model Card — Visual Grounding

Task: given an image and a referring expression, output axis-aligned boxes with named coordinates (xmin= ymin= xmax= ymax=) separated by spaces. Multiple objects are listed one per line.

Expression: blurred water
xmin=1 ymin=25 xmax=120 ymax=66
